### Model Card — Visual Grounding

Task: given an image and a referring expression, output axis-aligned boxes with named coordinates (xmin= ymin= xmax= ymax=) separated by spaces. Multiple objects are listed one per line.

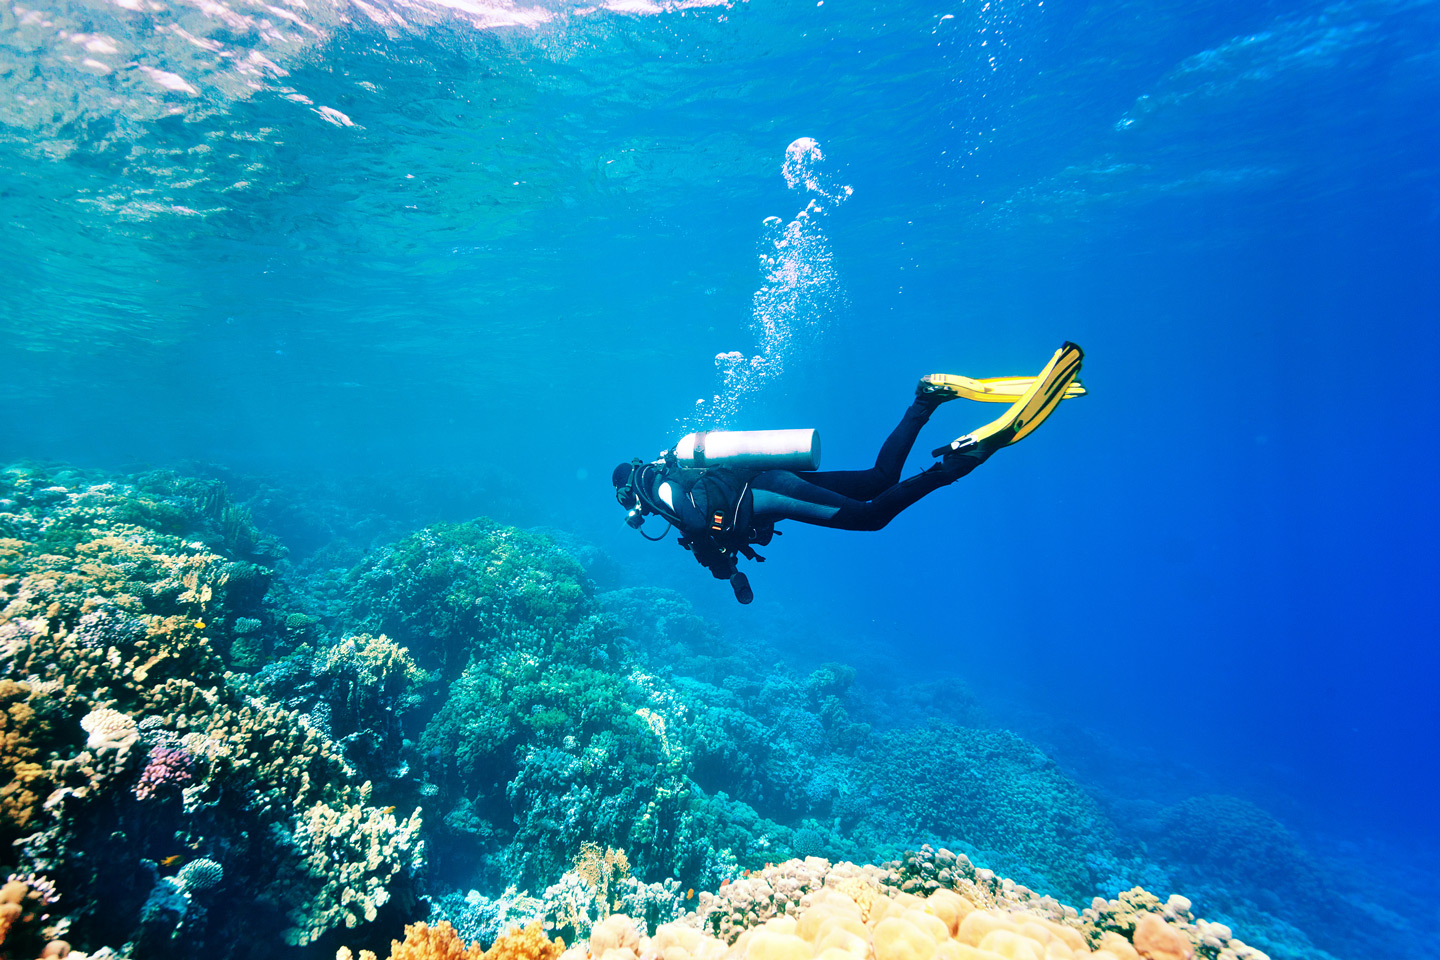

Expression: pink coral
xmin=134 ymin=745 xmax=195 ymax=800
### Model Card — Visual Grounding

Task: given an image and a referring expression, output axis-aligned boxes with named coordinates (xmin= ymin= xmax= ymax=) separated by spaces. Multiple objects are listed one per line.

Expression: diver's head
xmin=613 ymin=459 xmax=647 ymax=528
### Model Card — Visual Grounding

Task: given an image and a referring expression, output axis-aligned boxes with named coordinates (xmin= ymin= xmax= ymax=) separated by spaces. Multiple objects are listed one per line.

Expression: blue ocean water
xmin=3 ymin=0 xmax=1439 ymax=955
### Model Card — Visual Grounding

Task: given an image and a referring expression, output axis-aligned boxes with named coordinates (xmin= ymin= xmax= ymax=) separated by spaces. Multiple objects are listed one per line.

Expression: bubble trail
xmin=688 ymin=137 xmax=851 ymax=430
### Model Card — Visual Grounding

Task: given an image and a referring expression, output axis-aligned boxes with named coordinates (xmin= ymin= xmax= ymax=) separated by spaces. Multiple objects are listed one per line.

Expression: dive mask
xmin=614 ymin=458 xmax=646 ymax=527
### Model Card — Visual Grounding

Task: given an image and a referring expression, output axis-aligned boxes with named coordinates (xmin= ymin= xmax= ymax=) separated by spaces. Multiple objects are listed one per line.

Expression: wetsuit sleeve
xmin=666 ymin=480 xmax=711 ymax=534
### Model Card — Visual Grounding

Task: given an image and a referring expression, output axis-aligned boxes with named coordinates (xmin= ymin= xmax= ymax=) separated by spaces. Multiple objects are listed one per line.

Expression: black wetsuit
xmin=640 ymin=395 xmax=980 ymax=581
xmin=747 ymin=395 xmax=979 ymax=530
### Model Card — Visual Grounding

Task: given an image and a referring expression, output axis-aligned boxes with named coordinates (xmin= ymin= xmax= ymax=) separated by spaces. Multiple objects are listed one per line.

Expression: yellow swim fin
xmin=932 ymin=342 xmax=1085 ymax=460
xmin=918 ymin=372 xmax=1087 ymax=403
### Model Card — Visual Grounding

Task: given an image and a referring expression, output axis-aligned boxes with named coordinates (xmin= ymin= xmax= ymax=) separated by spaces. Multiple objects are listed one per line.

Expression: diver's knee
xmin=851 ymin=512 xmax=890 ymax=532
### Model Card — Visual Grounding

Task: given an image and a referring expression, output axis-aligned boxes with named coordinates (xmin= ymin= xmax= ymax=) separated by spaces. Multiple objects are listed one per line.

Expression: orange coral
xmin=0 ymin=880 xmax=23 ymax=945
xmin=372 ymin=919 xmax=562 ymax=960
xmin=0 ymin=878 xmax=69 ymax=957
xmin=386 ymin=920 xmax=484 ymax=960
xmin=485 ymin=922 xmax=564 ymax=960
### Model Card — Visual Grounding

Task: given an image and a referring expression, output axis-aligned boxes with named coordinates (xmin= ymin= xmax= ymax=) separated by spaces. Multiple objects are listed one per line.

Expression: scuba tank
xmin=669 ymin=429 xmax=821 ymax=472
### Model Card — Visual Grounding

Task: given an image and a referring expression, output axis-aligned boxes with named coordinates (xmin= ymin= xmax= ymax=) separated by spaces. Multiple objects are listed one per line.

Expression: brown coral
xmin=573 ymin=844 xmax=630 ymax=914
xmin=0 ymin=681 xmax=52 ymax=831
xmin=0 ymin=880 xmax=25 ymax=944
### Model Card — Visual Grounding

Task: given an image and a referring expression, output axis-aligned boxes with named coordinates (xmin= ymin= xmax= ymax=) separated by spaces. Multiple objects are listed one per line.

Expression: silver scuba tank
xmin=670 ymin=429 xmax=821 ymax=472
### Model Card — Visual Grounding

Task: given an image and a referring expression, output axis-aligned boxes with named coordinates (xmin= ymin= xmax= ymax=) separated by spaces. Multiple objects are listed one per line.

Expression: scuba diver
xmin=612 ymin=342 xmax=1085 ymax=604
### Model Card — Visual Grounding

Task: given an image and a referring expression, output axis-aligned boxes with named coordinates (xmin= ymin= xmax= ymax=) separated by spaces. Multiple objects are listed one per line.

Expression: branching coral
xmin=286 ymin=795 xmax=426 ymax=944
xmin=0 ymin=680 xmax=54 ymax=830
xmin=133 ymin=744 xmax=195 ymax=800
xmin=316 ymin=633 xmax=428 ymax=703
xmin=312 ymin=632 xmax=431 ymax=774
xmin=572 ymin=844 xmax=631 ymax=911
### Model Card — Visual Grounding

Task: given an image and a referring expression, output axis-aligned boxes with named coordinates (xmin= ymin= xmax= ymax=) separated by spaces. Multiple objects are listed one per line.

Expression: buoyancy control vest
xmin=636 ymin=462 xmax=776 ymax=578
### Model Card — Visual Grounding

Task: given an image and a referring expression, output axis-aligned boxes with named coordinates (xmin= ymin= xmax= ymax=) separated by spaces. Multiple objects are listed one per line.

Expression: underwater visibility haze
xmin=2 ymin=0 xmax=1439 ymax=957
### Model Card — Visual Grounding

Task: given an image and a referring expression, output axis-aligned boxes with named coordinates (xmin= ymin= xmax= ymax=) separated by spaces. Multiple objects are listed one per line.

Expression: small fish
xmin=161 ymin=855 xmax=184 ymax=867
xmin=686 ymin=888 xmax=694 ymax=900
xmin=194 ymin=620 xmax=206 ymax=629
xmin=381 ymin=806 xmax=395 ymax=815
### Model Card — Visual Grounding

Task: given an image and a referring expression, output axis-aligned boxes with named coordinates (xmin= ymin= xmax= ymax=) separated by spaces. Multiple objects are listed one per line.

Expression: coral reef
xmin=0 ymin=463 xmax=1322 ymax=960
xmin=0 ymin=465 xmax=421 ymax=955
xmin=521 ymin=854 xmax=1264 ymax=960
xmin=346 ymin=520 xmax=597 ymax=681
xmin=0 ymin=876 xmax=70 ymax=959
xmin=839 ymin=723 xmax=1114 ymax=903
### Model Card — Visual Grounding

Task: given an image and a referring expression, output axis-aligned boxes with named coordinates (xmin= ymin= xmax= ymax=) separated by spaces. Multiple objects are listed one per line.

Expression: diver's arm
xmin=648 ymin=471 xmax=709 ymax=532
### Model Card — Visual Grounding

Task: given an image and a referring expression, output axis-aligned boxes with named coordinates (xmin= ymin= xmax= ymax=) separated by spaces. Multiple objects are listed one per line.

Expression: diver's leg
xmin=752 ymin=456 xmax=974 ymax=532
xmin=798 ymin=395 xmax=942 ymax=499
